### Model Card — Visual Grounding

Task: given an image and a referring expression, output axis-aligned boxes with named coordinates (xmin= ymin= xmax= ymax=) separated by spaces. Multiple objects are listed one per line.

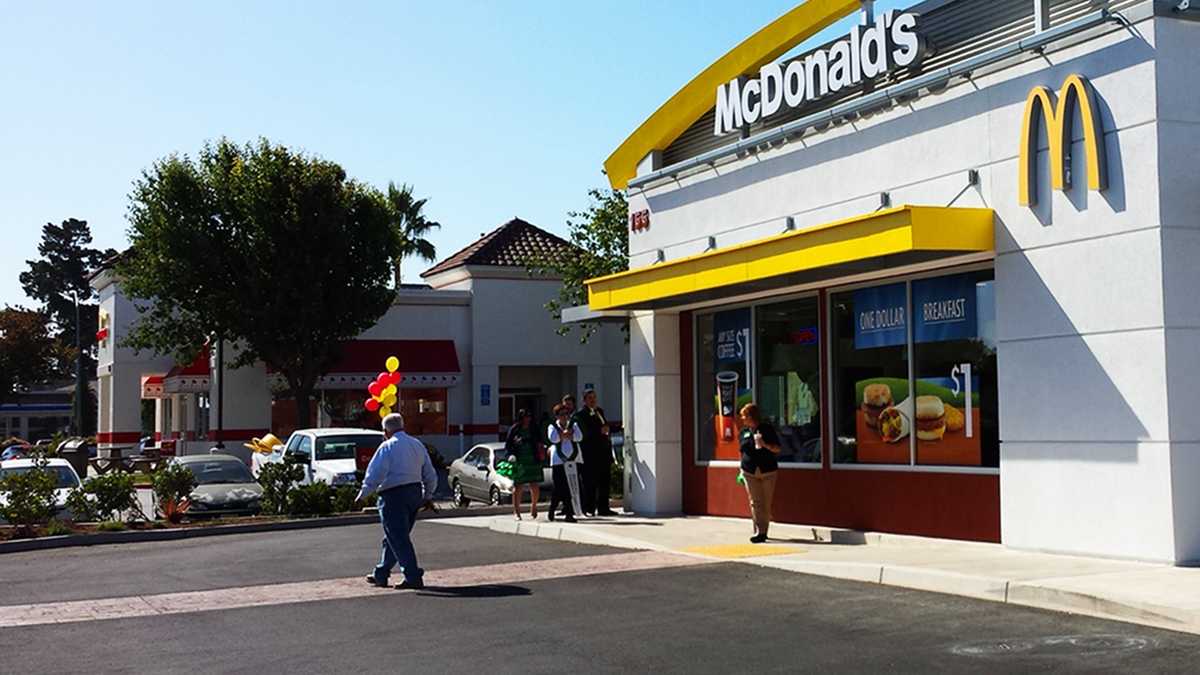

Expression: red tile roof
xmin=420 ymin=218 xmax=571 ymax=279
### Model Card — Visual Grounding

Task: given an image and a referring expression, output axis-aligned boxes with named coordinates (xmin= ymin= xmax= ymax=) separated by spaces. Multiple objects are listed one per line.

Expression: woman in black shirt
xmin=739 ymin=403 xmax=781 ymax=543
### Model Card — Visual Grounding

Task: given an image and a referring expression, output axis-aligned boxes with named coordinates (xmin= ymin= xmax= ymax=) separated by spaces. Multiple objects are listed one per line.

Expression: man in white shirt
xmin=357 ymin=413 xmax=438 ymax=590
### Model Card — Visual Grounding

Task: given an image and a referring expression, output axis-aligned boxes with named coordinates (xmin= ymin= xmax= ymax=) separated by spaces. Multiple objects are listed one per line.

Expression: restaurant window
xmin=695 ymin=309 xmax=751 ymax=461
xmin=831 ymin=270 xmax=999 ymax=469
xmin=755 ymin=297 xmax=821 ymax=463
xmin=912 ymin=271 xmax=998 ymax=468
xmin=401 ymin=388 xmax=447 ymax=436
xmin=831 ymin=283 xmax=911 ymax=465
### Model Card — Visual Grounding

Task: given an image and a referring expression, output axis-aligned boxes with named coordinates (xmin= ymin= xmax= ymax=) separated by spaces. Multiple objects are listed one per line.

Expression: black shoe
xmin=750 ymin=534 xmax=767 ymax=544
xmin=597 ymin=509 xmax=617 ymax=516
xmin=563 ymin=516 xmax=577 ymax=523
xmin=393 ymin=579 xmax=425 ymax=590
xmin=548 ymin=510 xmax=555 ymax=522
xmin=365 ymin=575 xmax=388 ymax=587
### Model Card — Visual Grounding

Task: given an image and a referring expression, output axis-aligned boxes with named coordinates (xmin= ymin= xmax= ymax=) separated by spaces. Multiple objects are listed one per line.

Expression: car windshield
xmin=185 ymin=461 xmax=255 ymax=485
xmin=315 ymin=435 xmax=380 ymax=461
xmin=0 ymin=466 xmax=80 ymax=489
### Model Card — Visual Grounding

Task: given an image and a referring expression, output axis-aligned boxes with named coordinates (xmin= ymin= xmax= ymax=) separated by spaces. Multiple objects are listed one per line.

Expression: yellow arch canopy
xmin=604 ymin=0 xmax=860 ymax=190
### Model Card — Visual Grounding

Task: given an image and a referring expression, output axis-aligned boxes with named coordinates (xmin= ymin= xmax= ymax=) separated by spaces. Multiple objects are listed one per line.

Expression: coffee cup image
xmin=716 ymin=371 xmax=740 ymax=441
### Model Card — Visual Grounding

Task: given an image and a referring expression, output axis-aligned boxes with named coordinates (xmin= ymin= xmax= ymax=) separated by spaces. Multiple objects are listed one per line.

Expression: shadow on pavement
xmin=416 ymin=585 xmax=532 ymax=599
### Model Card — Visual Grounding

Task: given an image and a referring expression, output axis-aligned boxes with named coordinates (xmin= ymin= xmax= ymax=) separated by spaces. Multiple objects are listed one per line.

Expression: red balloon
xmin=364 ymin=398 xmax=380 ymax=412
xmin=378 ymin=372 xmax=390 ymax=384
xmin=367 ymin=381 xmax=383 ymax=397
xmin=389 ymin=371 xmax=402 ymax=386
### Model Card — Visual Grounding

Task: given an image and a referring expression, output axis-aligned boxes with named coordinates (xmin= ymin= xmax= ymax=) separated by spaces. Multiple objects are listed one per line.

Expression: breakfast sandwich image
xmin=861 ymin=383 xmax=893 ymax=429
xmin=914 ymin=395 xmax=947 ymax=441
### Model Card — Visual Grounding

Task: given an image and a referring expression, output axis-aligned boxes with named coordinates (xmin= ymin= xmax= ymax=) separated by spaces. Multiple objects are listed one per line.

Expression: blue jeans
xmin=372 ymin=484 xmax=425 ymax=584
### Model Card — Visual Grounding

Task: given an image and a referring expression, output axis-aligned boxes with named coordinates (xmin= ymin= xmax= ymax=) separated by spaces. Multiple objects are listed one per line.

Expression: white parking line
xmin=0 ymin=550 xmax=712 ymax=628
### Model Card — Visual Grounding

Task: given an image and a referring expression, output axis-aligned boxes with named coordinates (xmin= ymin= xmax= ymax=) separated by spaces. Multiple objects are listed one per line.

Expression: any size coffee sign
xmin=714 ymin=11 xmax=925 ymax=136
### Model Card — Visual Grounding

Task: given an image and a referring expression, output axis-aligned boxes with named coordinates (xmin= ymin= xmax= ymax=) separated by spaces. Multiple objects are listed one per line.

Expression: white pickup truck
xmin=251 ymin=428 xmax=383 ymax=487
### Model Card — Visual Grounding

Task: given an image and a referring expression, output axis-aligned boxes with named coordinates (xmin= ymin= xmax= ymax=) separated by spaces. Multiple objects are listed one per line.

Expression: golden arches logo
xmin=1018 ymin=74 xmax=1108 ymax=207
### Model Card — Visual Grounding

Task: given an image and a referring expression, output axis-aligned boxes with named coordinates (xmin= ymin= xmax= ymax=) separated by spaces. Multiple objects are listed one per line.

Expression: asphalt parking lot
xmin=2 ymin=521 xmax=1197 ymax=674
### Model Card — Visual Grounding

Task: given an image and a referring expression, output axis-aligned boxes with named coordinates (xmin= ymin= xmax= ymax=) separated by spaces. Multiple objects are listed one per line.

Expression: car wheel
xmin=489 ymin=486 xmax=503 ymax=506
xmin=452 ymin=480 xmax=470 ymax=508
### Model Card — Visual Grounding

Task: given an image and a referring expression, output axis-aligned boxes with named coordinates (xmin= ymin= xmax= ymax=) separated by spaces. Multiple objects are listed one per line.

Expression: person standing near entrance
xmin=547 ymin=403 xmax=583 ymax=522
xmin=504 ymin=410 xmax=543 ymax=520
xmin=357 ymin=413 xmax=438 ymax=590
xmin=738 ymin=403 xmax=781 ymax=543
xmin=574 ymin=389 xmax=616 ymax=516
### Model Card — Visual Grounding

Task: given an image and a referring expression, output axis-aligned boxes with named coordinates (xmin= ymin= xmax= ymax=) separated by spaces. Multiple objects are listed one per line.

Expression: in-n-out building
xmin=587 ymin=0 xmax=1200 ymax=563
xmin=92 ymin=218 xmax=627 ymax=462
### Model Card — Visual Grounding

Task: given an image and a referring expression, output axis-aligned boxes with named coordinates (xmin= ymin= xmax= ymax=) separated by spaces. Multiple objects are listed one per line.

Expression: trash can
xmin=56 ymin=437 xmax=92 ymax=480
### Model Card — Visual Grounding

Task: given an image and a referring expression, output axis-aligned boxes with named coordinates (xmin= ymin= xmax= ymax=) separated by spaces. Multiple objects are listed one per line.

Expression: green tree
xmin=386 ymin=182 xmax=440 ymax=286
xmin=527 ymin=187 xmax=629 ymax=342
xmin=118 ymin=138 xmax=403 ymax=426
xmin=0 ymin=307 xmax=56 ymax=405
xmin=19 ymin=219 xmax=116 ymax=379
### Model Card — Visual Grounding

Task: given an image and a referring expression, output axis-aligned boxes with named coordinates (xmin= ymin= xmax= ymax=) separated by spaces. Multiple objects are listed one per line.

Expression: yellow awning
xmin=586 ymin=205 xmax=994 ymax=311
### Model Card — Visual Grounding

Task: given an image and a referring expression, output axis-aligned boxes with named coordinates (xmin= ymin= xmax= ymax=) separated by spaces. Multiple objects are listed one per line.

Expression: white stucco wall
xmin=624 ymin=8 xmax=1197 ymax=561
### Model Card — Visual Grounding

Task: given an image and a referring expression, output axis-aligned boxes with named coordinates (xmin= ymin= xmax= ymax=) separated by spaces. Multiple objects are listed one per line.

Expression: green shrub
xmin=609 ymin=461 xmax=624 ymax=499
xmin=257 ymin=462 xmax=304 ymax=515
xmin=44 ymin=519 xmax=72 ymax=536
xmin=331 ymin=485 xmax=359 ymax=514
xmin=96 ymin=520 xmax=127 ymax=532
xmin=151 ymin=463 xmax=197 ymax=519
xmin=0 ymin=457 xmax=59 ymax=536
xmin=66 ymin=472 xmax=144 ymax=522
xmin=286 ymin=482 xmax=334 ymax=517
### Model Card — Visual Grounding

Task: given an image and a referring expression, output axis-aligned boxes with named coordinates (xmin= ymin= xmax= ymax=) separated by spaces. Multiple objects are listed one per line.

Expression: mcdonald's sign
xmin=1018 ymin=74 xmax=1108 ymax=207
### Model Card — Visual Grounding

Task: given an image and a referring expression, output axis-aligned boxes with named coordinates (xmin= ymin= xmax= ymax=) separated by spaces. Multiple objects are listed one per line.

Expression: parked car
xmin=1 ymin=446 xmax=28 ymax=462
xmin=252 ymin=428 xmax=383 ymax=487
xmin=448 ymin=442 xmax=552 ymax=507
xmin=0 ymin=457 xmax=84 ymax=520
xmin=168 ymin=454 xmax=263 ymax=518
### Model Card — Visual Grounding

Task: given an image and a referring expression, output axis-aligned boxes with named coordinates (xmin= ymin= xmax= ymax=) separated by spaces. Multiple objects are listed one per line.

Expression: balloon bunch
xmin=364 ymin=355 xmax=403 ymax=419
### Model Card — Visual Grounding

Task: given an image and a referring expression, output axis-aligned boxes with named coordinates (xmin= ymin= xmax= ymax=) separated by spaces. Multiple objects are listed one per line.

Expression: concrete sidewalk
xmin=438 ymin=511 xmax=1200 ymax=636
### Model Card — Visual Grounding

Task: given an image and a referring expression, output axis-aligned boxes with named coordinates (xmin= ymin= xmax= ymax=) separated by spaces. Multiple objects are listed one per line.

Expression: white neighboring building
xmin=93 ymin=218 xmax=627 ymax=462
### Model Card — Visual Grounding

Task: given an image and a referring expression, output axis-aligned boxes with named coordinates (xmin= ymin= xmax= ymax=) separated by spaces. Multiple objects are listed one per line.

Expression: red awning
xmin=165 ymin=348 xmax=210 ymax=378
xmin=317 ymin=340 xmax=461 ymax=374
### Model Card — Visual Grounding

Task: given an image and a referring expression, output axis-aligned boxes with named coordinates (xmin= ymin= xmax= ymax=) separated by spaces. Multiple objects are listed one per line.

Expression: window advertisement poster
xmin=713 ymin=308 xmax=751 ymax=460
xmin=851 ymin=274 xmax=983 ymax=464
xmin=847 ymin=283 xmax=910 ymax=463
xmin=853 ymin=283 xmax=907 ymax=349
xmin=913 ymin=273 xmax=984 ymax=465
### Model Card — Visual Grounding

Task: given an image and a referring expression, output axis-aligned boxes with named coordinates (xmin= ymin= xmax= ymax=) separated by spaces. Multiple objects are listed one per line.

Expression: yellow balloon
xmin=384 ymin=394 xmax=397 ymax=408
xmin=379 ymin=406 xmax=392 ymax=418
xmin=383 ymin=384 xmax=396 ymax=397
xmin=385 ymin=356 xmax=400 ymax=373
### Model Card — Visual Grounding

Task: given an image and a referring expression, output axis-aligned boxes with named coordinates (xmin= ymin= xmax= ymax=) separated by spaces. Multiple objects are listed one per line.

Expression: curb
xmin=480 ymin=516 xmax=1200 ymax=637
xmin=0 ymin=504 xmax=514 ymax=555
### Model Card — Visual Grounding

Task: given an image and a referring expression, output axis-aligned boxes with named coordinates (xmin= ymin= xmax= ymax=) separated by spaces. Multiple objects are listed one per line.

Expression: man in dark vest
xmin=574 ymin=388 xmax=616 ymax=516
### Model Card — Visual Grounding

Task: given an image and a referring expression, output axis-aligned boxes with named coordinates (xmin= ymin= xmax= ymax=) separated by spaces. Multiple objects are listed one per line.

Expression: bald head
xmin=382 ymin=413 xmax=405 ymax=436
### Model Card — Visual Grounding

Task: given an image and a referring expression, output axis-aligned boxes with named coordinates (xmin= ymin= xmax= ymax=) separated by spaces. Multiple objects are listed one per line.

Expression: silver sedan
xmin=447 ymin=442 xmax=552 ymax=507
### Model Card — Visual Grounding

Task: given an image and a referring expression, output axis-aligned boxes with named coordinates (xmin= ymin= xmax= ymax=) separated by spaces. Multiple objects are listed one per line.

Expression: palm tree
xmin=386 ymin=182 xmax=440 ymax=287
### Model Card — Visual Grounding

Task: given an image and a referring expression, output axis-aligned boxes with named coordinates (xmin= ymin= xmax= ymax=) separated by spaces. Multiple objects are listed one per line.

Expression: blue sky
xmin=0 ymin=0 xmax=907 ymax=306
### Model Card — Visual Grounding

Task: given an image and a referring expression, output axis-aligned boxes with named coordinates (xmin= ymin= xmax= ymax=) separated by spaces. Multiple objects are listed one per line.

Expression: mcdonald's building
xmin=589 ymin=0 xmax=1200 ymax=564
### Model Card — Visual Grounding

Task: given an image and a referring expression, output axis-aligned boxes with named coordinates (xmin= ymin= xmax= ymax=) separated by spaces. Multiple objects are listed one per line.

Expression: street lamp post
xmin=71 ymin=291 xmax=85 ymax=439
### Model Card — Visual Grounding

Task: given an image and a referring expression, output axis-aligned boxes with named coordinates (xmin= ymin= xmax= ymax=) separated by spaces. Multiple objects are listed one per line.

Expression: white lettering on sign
xmin=922 ymin=298 xmax=967 ymax=323
xmin=859 ymin=306 xmax=905 ymax=332
xmin=714 ymin=11 xmax=925 ymax=136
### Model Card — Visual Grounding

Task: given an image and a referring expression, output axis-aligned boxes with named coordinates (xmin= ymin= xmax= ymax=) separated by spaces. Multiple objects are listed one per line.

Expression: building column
xmin=154 ymin=398 xmax=167 ymax=441
xmin=628 ymin=310 xmax=683 ymax=515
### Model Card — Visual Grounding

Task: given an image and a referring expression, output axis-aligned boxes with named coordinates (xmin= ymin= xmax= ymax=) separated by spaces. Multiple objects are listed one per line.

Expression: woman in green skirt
xmin=504 ymin=410 xmax=544 ymax=520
